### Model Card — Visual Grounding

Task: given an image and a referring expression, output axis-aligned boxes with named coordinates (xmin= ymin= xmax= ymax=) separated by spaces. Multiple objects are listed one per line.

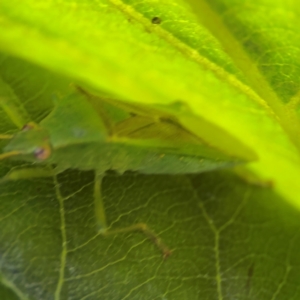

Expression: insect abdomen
xmin=50 ymin=142 xmax=239 ymax=175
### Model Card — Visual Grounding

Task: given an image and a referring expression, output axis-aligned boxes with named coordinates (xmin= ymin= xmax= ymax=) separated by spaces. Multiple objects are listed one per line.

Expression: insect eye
xmin=34 ymin=147 xmax=51 ymax=160
xmin=22 ymin=123 xmax=36 ymax=131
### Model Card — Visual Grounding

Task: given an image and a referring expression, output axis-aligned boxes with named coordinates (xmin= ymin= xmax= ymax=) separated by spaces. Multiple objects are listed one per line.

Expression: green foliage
xmin=0 ymin=283 xmax=21 ymax=300
xmin=0 ymin=0 xmax=300 ymax=299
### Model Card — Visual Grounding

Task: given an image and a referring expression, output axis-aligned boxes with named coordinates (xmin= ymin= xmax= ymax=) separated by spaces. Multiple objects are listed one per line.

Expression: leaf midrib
xmin=188 ymin=0 xmax=300 ymax=154
xmin=53 ymin=173 xmax=67 ymax=300
xmin=108 ymin=0 xmax=274 ymax=115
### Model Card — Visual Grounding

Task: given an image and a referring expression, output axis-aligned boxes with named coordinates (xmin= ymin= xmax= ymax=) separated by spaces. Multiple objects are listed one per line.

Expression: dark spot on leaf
xmin=151 ymin=17 xmax=162 ymax=24
xmin=245 ymin=262 xmax=255 ymax=293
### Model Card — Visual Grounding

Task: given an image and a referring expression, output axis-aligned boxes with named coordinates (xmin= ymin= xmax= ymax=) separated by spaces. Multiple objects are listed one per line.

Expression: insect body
xmin=0 ymin=89 xmax=244 ymax=257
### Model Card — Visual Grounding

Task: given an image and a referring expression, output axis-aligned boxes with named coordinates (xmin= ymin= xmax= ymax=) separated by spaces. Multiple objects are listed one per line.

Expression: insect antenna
xmin=0 ymin=151 xmax=21 ymax=160
xmin=0 ymin=134 xmax=20 ymax=160
xmin=0 ymin=134 xmax=13 ymax=139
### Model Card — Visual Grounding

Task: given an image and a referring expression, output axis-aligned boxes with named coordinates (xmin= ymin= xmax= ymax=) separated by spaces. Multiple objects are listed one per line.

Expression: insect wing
xmin=79 ymin=89 xmax=247 ymax=174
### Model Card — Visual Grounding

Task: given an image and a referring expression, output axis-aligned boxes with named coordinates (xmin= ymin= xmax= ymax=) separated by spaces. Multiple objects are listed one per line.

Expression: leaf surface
xmin=1 ymin=1 xmax=300 ymax=299
xmin=0 ymin=0 xmax=299 ymax=206
xmin=0 ymin=283 xmax=20 ymax=300
xmin=1 ymin=164 xmax=300 ymax=300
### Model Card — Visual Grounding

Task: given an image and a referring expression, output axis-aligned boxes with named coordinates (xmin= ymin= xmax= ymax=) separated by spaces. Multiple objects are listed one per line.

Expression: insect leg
xmin=233 ymin=166 xmax=273 ymax=187
xmin=94 ymin=172 xmax=171 ymax=258
xmin=103 ymin=223 xmax=172 ymax=259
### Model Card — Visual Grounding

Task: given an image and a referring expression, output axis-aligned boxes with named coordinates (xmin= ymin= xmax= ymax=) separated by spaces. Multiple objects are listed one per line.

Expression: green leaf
xmin=0 ymin=283 xmax=20 ymax=300
xmin=1 ymin=0 xmax=300 ymax=299
xmin=0 ymin=0 xmax=299 ymax=207
xmin=1 ymin=164 xmax=300 ymax=299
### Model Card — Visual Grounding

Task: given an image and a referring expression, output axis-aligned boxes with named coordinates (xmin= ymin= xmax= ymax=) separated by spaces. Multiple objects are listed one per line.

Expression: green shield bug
xmin=0 ymin=87 xmax=245 ymax=258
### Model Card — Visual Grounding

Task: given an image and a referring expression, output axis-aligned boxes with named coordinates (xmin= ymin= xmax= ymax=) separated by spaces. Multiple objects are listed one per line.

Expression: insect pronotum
xmin=0 ymin=87 xmax=243 ymax=258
